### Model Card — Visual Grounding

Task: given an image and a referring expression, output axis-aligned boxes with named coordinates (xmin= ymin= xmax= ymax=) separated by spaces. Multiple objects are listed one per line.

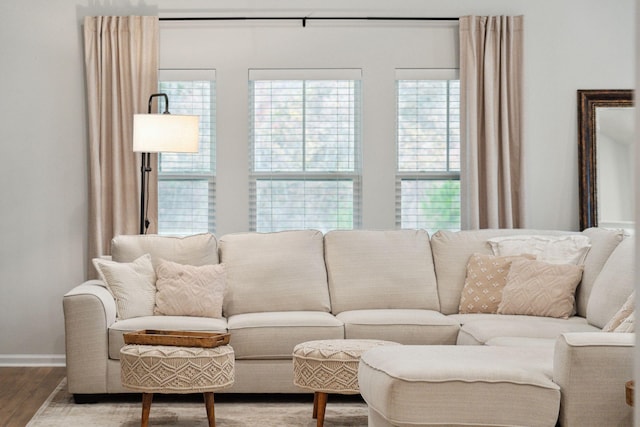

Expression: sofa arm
xmin=63 ymin=281 xmax=116 ymax=394
xmin=553 ymin=332 xmax=633 ymax=427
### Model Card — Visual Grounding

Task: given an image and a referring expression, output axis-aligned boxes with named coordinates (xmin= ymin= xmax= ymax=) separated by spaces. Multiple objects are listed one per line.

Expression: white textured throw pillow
xmin=488 ymin=234 xmax=591 ymax=265
xmin=92 ymin=254 xmax=156 ymax=319
xmin=497 ymin=259 xmax=583 ymax=319
xmin=603 ymin=291 xmax=635 ymax=332
xmin=154 ymin=260 xmax=227 ymax=318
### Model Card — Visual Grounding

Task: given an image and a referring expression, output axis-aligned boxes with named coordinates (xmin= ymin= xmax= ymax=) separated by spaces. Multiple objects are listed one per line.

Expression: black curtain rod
xmin=160 ymin=16 xmax=459 ymax=27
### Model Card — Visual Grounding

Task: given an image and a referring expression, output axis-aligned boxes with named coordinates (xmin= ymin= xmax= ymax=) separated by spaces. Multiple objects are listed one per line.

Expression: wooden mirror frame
xmin=578 ymin=89 xmax=633 ymax=230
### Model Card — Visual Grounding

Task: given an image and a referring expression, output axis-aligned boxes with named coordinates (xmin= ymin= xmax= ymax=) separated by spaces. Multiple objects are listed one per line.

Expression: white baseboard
xmin=0 ymin=354 xmax=66 ymax=367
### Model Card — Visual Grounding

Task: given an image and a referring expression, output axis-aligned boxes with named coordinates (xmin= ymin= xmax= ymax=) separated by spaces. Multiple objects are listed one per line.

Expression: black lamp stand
xmin=139 ymin=93 xmax=170 ymax=234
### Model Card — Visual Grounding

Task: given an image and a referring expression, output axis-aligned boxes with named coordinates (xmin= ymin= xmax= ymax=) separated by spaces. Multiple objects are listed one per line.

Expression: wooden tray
xmin=123 ymin=330 xmax=230 ymax=348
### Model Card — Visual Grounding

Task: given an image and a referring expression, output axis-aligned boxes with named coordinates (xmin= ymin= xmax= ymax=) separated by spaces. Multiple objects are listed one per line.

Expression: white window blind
xmin=249 ymin=70 xmax=361 ymax=232
xmin=396 ymin=70 xmax=461 ymax=234
xmin=157 ymin=69 xmax=216 ymax=235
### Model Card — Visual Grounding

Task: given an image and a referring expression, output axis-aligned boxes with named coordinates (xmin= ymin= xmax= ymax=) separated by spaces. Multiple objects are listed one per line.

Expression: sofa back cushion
xmin=575 ymin=227 xmax=625 ymax=317
xmin=111 ymin=233 xmax=219 ymax=268
xmin=324 ymin=229 xmax=439 ymax=314
xmin=430 ymin=228 xmax=623 ymax=315
xmin=586 ymin=236 xmax=635 ymax=329
xmin=219 ymin=230 xmax=330 ymax=316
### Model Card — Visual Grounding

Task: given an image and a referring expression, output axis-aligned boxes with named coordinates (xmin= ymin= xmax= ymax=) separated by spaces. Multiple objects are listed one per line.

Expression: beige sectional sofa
xmin=63 ymin=227 xmax=634 ymax=426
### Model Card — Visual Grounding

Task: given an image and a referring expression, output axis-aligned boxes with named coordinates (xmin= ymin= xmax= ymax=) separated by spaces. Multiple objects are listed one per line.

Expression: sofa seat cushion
xmin=485 ymin=336 xmax=557 ymax=349
xmin=358 ymin=345 xmax=559 ymax=427
xmin=227 ymin=311 xmax=344 ymax=359
xmin=220 ymin=230 xmax=331 ymax=315
xmin=324 ymin=230 xmax=439 ymax=313
xmin=108 ymin=316 xmax=228 ymax=360
xmin=453 ymin=314 xmax=600 ymax=345
xmin=337 ymin=309 xmax=459 ymax=344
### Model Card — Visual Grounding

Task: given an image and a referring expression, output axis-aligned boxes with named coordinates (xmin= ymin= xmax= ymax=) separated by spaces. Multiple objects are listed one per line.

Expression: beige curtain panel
xmin=84 ymin=16 xmax=159 ymax=274
xmin=459 ymin=15 xmax=524 ymax=230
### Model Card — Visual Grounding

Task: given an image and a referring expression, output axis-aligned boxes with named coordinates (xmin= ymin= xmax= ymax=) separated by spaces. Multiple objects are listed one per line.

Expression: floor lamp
xmin=133 ymin=93 xmax=199 ymax=234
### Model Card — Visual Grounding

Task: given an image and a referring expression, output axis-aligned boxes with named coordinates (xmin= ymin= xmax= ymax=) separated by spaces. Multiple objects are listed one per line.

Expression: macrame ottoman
xmin=120 ymin=344 xmax=234 ymax=427
xmin=292 ymin=339 xmax=400 ymax=427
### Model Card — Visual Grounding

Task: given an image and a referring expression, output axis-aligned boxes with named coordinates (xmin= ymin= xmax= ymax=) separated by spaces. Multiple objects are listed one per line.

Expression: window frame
xmin=248 ymin=70 xmax=363 ymax=233
xmin=157 ymin=69 xmax=217 ymax=235
xmin=395 ymin=69 xmax=461 ymax=233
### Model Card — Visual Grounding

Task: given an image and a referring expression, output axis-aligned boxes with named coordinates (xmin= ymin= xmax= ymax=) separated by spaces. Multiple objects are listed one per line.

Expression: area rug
xmin=27 ymin=378 xmax=368 ymax=426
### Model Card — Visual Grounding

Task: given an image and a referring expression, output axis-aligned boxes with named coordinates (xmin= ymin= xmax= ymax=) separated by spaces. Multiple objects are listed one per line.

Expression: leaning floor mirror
xmin=578 ymin=89 xmax=634 ymax=232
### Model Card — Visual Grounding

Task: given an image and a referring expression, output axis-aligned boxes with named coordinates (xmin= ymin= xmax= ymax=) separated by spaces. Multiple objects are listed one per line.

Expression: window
xmin=249 ymin=70 xmax=361 ymax=232
xmin=157 ymin=70 xmax=216 ymax=235
xmin=396 ymin=70 xmax=460 ymax=234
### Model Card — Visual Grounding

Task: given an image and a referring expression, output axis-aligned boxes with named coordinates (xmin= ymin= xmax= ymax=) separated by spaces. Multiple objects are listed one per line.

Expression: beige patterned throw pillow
xmin=154 ymin=260 xmax=227 ymax=318
xmin=497 ymin=259 xmax=583 ymax=319
xmin=603 ymin=291 xmax=635 ymax=332
xmin=614 ymin=312 xmax=634 ymax=333
xmin=459 ymin=253 xmax=534 ymax=314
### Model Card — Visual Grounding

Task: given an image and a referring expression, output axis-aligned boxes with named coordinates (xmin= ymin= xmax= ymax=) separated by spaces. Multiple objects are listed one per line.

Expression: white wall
xmin=0 ymin=0 xmax=634 ymax=362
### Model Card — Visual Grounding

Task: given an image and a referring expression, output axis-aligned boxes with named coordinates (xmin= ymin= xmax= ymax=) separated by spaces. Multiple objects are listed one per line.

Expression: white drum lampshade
xmin=133 ymin=114 xmax=199 ymax=153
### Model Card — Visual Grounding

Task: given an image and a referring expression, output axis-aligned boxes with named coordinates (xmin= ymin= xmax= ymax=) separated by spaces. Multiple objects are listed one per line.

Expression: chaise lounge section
xmin=359 ymin=344 xmax=561 ymax=427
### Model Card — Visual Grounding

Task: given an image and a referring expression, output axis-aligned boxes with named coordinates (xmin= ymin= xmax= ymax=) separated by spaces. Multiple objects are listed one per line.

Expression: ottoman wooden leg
xmin=313 ymin=391 xmax=318 ymax=418
xmin=315 ymin=391 xmax=328 ymax=427
xmin=204 ymin=392 xmax=215 ymax=427
xmin=141 ymin=393 xmax=153 ymax=427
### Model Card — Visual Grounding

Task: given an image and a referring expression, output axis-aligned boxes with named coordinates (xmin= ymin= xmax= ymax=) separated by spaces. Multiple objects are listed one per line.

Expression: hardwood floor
xmin=0 ymin=366 xmax=66 ymax=427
